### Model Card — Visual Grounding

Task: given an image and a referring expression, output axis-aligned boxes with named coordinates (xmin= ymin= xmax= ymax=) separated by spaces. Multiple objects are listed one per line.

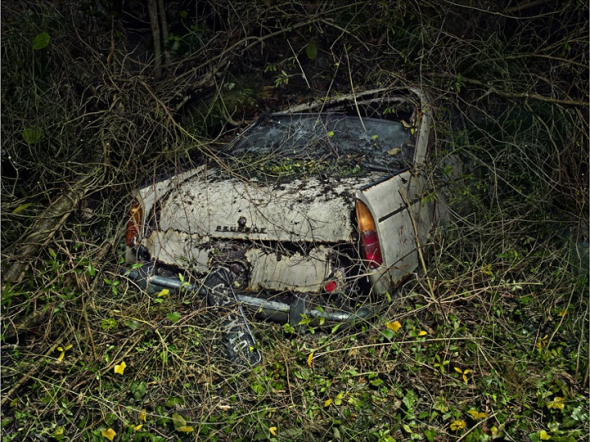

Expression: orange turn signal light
xmin=356 ymin=200 xmax=376 ymax=232
xmin=125 ymin=200 xmax=143 ymax=247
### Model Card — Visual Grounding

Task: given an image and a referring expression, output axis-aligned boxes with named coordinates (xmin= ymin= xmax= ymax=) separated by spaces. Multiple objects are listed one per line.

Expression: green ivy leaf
xmin=381 ymin=329 xmax=395 ymax=340
xmin=22 ymin=126 xmax=44 ymax=144
xmin=32 ymin=32 xmax=51 ymax=50
xmin=165 ymin=396 xmax=184 ymax=407
xmin=167 ymin=311 xmax=181 ymax=323
xmin=171 ymin=413 xmax=186 ymax=429
xmin=125 ymin=320 xmax=139 ymax=330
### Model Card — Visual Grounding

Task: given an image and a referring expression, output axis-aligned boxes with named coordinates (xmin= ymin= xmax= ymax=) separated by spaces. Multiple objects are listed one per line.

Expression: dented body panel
xmin=125 ymin=88 xmax=441 ymax=318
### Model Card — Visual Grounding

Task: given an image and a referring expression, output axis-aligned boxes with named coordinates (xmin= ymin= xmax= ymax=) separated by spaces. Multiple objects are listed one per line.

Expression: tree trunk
xmin=1 ymin=165 xmax=104 ymax=287
xmin=146 ymin=0 xmax=162 ymax=79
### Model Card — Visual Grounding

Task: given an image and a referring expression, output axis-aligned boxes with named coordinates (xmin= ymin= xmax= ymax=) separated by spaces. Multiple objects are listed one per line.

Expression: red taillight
xmin=356 ymin=200 xmax=383 ymax=269
xmin=126 ymin=200 xmax=143 ymax=247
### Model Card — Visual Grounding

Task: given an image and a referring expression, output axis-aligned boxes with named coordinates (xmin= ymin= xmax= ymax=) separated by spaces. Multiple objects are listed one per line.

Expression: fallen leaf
xmin=418 ymin=330 xmax=428 ymax=336
xmin=546 ymin=397 xmax=565 ymax=410
xmin=467 ymin=409 xmax=488 ymax=419
xmin=114 ymin=361 xmax=127 ymax=375
xmin=334 ymin=392 xmax=345 ymax=406
xmin=177 ymin=426 xmax=194 ymax=433
xmin=386 ymin=321 xmax=402 ymax=332
xmin=133 ymin=424 xmax=143 ymax=431
xmin=12 ymin=203 xmax=32 ymax=214
xmin=139 ymin=409 xmax=146 ymax=421
xmin=324 ymin=398 xmax=333 ymax=407
xmin=387 ymin=147 xmax=401 ymax=156
xmin=157 ymin=289 xmax=170 ymax=298
xmin=450 ymin=420 xmax=466 ymax=431
xmin=307 ymin=352 xmax=314 ymax=367
xmin=101 ymin=428 xmax=116 ymax=441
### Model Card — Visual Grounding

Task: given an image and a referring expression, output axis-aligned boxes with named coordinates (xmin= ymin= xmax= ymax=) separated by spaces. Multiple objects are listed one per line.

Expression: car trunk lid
xmin=145 ymin=170 xmax=384 ymax=244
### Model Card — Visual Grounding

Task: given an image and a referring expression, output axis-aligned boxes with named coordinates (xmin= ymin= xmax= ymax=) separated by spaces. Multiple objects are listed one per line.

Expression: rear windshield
xmin=223 ymin=114 xmax=415 ymax=181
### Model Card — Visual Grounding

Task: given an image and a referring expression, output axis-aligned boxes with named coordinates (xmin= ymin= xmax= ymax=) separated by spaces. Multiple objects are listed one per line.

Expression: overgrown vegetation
xmin=1 ymin=0 xmax=588 ymax=441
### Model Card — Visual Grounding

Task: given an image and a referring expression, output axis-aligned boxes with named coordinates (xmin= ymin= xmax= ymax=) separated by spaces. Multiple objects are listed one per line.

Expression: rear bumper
xmin=124 ymin=263 xmax=382 ymax=329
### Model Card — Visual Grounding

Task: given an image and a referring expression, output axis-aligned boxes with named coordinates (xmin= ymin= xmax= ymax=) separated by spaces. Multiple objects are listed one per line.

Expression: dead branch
xmin=429 ymin=72 xmax=589 ymax=107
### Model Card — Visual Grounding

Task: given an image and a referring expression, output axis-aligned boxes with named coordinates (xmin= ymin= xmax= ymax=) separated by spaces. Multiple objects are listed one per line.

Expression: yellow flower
xmin=56 ymin=344 xmax=73 ymax=362
xmin=450 ymin=420 xmax=467 ymax=431
xmin=114 ymin=361 xmax=127 ymax=375
xmin=454 ymin=367 xmax=471 ymax=384
xmin=307 ymin=352 xmax=314 ymax=367
xmin=133 ymin=424 xmax=143 ymax=432
xmin=385 ymin=321 xmax=402 ymax=332
xmin=139 ymin=409 xmax=146 ymax=421
xmin=101 ymin=428 xmax=116 ymax=441
xmin=537 ymin=335 xmax=549 ymax=351
xmin=269 ymin=427 xmax=277 ymax=436
xmin=539 ymin=430 xmax=552 ymax=440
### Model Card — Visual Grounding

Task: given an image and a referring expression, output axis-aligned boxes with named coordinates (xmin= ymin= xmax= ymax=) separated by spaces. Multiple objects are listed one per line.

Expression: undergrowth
xmin=1 ymin=217 xmax=588 ymax=441
xmin=2 ymin=1 xmax=588 ymax=441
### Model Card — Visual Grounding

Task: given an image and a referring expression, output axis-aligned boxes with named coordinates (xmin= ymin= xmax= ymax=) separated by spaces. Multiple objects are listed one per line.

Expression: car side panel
xmin=357 ymin=170 xmax=434 ymax=295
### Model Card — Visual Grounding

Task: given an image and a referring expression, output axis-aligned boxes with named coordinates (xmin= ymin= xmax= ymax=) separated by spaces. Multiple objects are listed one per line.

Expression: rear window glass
xmin=223 ymin=114 xmax=415 ymax=181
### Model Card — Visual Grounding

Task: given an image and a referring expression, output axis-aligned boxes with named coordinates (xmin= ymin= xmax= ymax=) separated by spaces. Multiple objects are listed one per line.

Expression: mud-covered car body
xmin=124 ymin=89 xmax=443 ymax=362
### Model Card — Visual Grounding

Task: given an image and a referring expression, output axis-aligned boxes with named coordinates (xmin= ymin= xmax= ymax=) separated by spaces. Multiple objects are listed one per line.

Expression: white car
xmin=124 ymin=88 xmax=447 ymax=365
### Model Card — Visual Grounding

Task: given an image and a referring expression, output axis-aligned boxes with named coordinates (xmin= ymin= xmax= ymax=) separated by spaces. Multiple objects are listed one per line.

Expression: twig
xmin=315 ymin=337 xmax=480 ymax=358
xmin=286 ymin=40 xmax=311 ymax=89
xmin=399 ymin=187 xmax=448 ymax=322
xmin=456 ymin=412 xmax=499 ymax=441
xmin=1 ymin=339 xmax=63 ymax=407
xmin=278 ymin=85 xmax=404 ymax=113
xmin=429 ymin=72 xmax=588 ymax=107
xmin=344 ymin=45 xmax=365 ymax=132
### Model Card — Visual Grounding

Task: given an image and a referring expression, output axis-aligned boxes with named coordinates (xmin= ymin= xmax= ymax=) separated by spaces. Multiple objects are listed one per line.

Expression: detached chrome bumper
xmin=124 ymin=263 xmax=382 ymax=328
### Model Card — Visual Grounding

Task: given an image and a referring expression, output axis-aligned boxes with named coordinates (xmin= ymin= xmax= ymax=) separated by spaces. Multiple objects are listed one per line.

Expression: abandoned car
xmin=124 ymin=88 xmax=448 ymax=365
